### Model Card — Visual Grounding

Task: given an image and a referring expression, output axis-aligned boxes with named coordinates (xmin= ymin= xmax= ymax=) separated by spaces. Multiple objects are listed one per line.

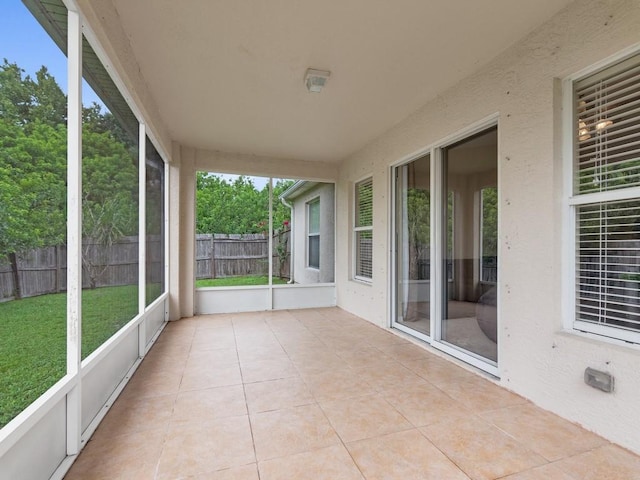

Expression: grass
xmin=0 ymin=284 xmax=141 ymax=428
xmin=196 ymin=275 xmax=288 ymax=287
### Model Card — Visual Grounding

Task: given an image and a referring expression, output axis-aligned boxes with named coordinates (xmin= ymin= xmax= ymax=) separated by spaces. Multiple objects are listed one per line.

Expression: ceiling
xmin=111 ymin=0 xmax=573 ymax=163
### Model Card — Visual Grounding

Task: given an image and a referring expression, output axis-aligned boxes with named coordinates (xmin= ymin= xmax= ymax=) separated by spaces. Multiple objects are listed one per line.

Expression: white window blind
xmin=575 ymin=55 xmax=640 ymax=194
xmin=576 ymin=200 xmax=640 ymax=332
xmin=573 ymin=53 xmax=640 ymax=337
xmin=354 ymin=178 xmax=373 ymax=280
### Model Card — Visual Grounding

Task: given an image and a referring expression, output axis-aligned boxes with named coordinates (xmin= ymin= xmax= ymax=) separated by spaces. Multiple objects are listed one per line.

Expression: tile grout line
xmin=233 ymin=314 xmax=262 ymax=480
xmin=153 ymin=322 xmax=196 ymax=480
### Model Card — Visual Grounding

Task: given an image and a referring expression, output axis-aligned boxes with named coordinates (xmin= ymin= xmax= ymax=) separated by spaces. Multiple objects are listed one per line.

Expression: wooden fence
xmin=0 ymin=231 xmax=289 ymax=301
xmin=195 ymin=231 xmax=291 ymax=280
xmin=0 ymin=236 xmax=163 ymax=302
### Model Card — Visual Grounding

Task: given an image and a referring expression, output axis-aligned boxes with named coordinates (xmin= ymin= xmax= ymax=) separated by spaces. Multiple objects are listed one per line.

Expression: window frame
xmin=564 ymin=48 xmax=640 ymax=345
xmin=307 ymin=197 xmax=320 ymax=270
xmin=353 ymin=176 xmax=373 ymax=282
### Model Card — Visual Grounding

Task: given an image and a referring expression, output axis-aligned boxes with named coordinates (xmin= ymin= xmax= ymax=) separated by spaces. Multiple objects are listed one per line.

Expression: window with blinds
xmin=573 ymin=52 xmax=640 ymax=340
xmin=308 ymin=199 xmax=320 ymax=269
xmin=354 ymin=177 xmax=373 ymax=280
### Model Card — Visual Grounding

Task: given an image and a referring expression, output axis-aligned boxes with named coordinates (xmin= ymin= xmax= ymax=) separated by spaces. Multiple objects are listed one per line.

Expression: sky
xmin=202 ymin=174 xmax=298 ymax=191
xmin=213 ymin=174 xmax=270 ymax=190
xmin=2 ymin=0 xmax=103 ymax=107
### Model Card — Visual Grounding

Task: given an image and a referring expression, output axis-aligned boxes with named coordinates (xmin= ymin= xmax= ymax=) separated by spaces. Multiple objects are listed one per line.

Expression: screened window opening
xmin=354 ymin=177 xmax=373 ymax=280
xmin=195 ymin=175 xmax=335 ymax=286
xmin=195 ymin=174 xmax=272 ymax=286
xmin=81 ymin=33 xmax=140 ymax=359
xmin=308 ymin=199 xmax=320 ymax=269
xmin=145 ymin=137 xmax=165 ymax=306
xmin=572 ymin=52 xmax=640 ymax=339
xmin=0 ymin=0 xmax=68 ymax=428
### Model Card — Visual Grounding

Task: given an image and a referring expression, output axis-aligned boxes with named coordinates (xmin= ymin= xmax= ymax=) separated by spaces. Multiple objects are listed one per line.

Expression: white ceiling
xmin=111 ymin=0 xmax=573 ymax=163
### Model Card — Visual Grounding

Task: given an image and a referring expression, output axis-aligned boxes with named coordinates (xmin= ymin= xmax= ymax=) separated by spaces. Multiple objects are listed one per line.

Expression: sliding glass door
xmin=441 ymin=126 xmax=498 ymax=364
xmin=392 ymin=124 xmax=498 ymax=372
xmin=394 ymin=154 xmax=431 ymax=337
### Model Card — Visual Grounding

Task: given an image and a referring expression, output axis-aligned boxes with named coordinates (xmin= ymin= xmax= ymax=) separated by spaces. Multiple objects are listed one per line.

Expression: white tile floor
xmin=65 ymin=307 xmax=640 ymax=480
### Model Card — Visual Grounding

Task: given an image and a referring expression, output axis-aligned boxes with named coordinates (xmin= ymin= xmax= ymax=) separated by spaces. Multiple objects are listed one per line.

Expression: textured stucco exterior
xmin=284 ymin=182 xmax=336 ymax=284
xmin=334 ymin=0 xmax=640 ymax=454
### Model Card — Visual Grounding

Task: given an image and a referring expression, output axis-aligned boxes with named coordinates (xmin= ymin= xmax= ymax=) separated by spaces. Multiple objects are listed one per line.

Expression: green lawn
xmin=0 ymin=285 xmax=140 ymax=428
xmin=196 ymin=275 xmax=288 ymax=287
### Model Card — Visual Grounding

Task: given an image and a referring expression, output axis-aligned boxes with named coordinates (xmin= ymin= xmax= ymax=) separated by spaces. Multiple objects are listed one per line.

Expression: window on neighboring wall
xmin=354 ymin=177 xmax=373 ymax=281
xmin=307 ymin=198 xmax=320 ymax=269
xmin=571 ymin=52 xmax=640 ymax=343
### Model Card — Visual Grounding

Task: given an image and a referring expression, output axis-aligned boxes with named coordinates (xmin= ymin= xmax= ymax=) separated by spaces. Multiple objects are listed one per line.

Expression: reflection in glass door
xmin=395 ymin=154 xmax=431 ymax=336
xmin=441 ymin=127 xmax=498 ymax=364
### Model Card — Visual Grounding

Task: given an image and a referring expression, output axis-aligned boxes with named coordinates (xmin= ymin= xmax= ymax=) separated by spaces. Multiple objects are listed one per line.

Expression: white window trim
xmin=562 ymin=46 xmax=640 ymax=345
xmin=306 ymin=197 xmax=320 ymax=270
xmin=353 ymin=176 xmax=373 ymax=283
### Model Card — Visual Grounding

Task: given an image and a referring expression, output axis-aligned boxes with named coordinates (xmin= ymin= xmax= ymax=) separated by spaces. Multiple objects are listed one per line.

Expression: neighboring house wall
xmin=290 ymin=183 xmax=335 ymax=284
xmin=335 ymin=0 xmax=640 ymax=455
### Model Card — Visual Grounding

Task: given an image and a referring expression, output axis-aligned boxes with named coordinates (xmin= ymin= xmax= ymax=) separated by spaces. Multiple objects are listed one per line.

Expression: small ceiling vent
xmin=304 ymin=68 xmax=331 ymax=93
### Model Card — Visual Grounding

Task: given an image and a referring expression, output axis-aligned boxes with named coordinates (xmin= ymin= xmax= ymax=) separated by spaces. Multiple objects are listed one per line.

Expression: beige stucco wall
xmin=335 ymin=0 xmax=640 ymax=454
xmin=289 ymin=183 xmax=335 ymax=284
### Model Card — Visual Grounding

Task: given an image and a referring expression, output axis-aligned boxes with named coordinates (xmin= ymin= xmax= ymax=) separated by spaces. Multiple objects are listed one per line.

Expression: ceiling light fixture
xmin=304 ymin=68 xmax=330 ymax=93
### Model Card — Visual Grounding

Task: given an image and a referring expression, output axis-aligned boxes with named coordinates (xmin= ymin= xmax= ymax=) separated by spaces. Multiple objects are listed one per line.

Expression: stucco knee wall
xmin=335 ymin=0 xmax=640 ymax=454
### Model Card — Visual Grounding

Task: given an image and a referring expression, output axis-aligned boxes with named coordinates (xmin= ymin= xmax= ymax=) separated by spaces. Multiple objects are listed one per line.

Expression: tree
xmin=0 ymin=60 xmax=68 ymax=298
xmin=0 ymin=60 xmax=32 ymax=126
xmin=0 ymin=120 xmax=66 ymax=258
xmin=481 ymin=187 xmax=498 ymax=257
xmin=0 ymin=60 xmax=68 ymax=260
xmin=29 ymin=67 xmax=67 ymax=127
xmin=195 ymin=174 xmax=295 ymax=235
xmin=0 ymin=59 xmax=139 ymax=294
xmin=80 ymin=100 xmax=139 ymax=288
xmin=406 ymin=187 xmax=430 ymax=279
xmin=0 ymin=60 xmax=66 ymax=129
xmin=82 ymin=197 xmax=135 ymax=288
xmin=272 ymin=179 xmax=295 ymax=230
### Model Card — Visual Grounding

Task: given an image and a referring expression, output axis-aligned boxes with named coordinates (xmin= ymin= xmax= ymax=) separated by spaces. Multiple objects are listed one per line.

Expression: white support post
xmin=268 ymin=178 xmax=273 ymax=309
xmin=164 ymin=155 xmax=170 ymax=321
xmin=66 ymin=8 xmax=83 ymax=456
xmin=138 ymin=124 xmax=147 ymax=355
xmin=168 ymin=153 xmax=181 ymax=321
